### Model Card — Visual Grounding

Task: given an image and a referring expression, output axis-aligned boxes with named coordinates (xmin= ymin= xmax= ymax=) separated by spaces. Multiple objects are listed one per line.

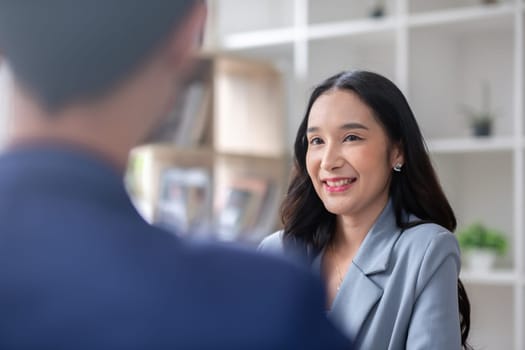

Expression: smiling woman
xmin=259 ymin=70 xmax=472 ymax=350
xmin=305 ymin=89 xmax=402 ymax=225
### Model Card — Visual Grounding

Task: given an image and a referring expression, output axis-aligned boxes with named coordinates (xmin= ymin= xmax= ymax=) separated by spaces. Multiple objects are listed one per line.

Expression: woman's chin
xmin=323 ymin=203 xmax=356 ymax=216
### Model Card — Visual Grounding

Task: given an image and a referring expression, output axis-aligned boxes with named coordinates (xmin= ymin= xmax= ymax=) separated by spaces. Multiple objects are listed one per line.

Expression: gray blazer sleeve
xmin=257 ymin=231 xmax=284 ymax=253
xmin=406 ymin=232 xmax=462 ymax=349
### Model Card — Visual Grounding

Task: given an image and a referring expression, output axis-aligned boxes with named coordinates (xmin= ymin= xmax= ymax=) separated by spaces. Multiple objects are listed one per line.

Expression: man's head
xmin=0 ymin=1 xmax=206 ymax=167
xmin=0 ymin=0 xmax=203 ymax=110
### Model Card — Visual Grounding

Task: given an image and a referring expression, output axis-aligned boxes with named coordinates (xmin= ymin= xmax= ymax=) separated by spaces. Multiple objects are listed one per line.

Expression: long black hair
xmin=281 ymin=70 xmax=471 ymax=348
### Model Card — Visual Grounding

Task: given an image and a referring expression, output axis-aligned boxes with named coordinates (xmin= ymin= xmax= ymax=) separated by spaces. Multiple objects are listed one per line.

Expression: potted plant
xmin=368 ymin=0 xmax=385 ymax=18
xmin=457 ymin=222 xmax=507 ymax=271
xmin=461 ymin=81 xmax=496 ymax=137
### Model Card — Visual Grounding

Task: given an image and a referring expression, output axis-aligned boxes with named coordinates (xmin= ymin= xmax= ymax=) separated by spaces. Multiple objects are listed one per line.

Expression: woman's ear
xmin=390 ymin=142 xmax=405 ymax=169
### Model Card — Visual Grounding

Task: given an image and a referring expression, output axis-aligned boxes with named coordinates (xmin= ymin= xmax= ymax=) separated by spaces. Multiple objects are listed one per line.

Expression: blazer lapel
xmin=328 ymin=264 xmax=382 ymax=339
xmin=325 ymin=200 xmax=404 ymax=339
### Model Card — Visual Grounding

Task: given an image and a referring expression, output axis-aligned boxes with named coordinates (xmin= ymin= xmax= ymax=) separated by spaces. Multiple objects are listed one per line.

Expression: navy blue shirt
xmin=0 ymin=145 xmax=351 ymax=350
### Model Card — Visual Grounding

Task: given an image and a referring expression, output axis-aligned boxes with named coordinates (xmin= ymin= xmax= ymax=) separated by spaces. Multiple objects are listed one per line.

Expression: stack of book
xmin=146 ymin=80 xmax=211 ymax=147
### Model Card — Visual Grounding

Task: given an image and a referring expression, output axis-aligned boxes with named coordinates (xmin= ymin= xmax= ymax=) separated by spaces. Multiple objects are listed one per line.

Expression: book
xmin=144 ymin=80 xmax=211 ymax=146
xmin=154 ymin=167 xmax=212 ymax=236
xmin=174 ymin=81 xmax=211 ymax=147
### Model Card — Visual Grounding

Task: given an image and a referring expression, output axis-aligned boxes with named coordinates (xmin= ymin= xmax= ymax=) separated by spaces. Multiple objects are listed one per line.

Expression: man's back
xmin=0 ymin=145 xmax=350 ymax=349
xmin=0 ymin=2 xmax=352 ymax=348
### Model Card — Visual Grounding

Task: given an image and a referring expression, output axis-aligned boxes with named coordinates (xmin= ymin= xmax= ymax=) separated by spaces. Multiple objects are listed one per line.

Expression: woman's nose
xmin=320 ymin=144 xmax=344 ymax=171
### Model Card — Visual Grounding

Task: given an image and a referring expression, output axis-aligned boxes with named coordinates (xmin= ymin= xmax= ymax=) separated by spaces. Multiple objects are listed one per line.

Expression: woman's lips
xmin=322 ymin=177 xmax=357 ymax=193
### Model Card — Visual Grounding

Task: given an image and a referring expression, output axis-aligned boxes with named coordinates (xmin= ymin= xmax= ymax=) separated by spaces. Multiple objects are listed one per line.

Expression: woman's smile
xmin=322 ymin=177 xmax=357 ymax=193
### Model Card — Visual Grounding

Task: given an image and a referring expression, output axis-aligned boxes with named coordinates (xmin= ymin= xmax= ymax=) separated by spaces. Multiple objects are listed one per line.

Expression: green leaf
xmin=457 ymin=222 xmax=507 ymax=256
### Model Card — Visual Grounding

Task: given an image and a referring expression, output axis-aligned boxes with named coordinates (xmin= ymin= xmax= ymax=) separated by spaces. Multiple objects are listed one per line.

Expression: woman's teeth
xmin=326 ymin=179 xmax=354 ymax=187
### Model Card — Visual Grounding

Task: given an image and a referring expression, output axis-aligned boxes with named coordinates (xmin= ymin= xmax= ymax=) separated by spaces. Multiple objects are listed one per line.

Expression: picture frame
xmin=155 ymin=167 xmax=213 ymax=236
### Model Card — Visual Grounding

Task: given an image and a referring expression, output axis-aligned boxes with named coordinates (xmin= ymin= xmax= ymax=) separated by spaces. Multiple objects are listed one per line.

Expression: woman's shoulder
xmin=393 ymin=222 xmax=462 ymax=295
xmin=402 ymin=221 xmax=451 ymax=236
xmin=257 ymin=230 xmax=285 ymax=254
xmin=397 ymin=222 xmax=460 ymax=260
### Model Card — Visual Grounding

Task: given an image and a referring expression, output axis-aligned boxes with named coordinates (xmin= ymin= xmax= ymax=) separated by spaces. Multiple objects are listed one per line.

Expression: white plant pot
xmin=465 ymin=249 xmax=497 ymax=272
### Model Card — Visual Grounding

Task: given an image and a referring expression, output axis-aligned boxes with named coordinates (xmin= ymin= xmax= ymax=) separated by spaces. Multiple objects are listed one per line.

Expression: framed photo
xmin=214 ymin=176 xmax=272 ymax=242
xmin=155 ymin=167 xmax=212 ymax=236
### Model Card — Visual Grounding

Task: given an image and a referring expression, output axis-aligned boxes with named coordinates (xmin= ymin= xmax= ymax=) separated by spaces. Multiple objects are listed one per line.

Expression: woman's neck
xmin=333 ymin=197 xmax=389 ymax=253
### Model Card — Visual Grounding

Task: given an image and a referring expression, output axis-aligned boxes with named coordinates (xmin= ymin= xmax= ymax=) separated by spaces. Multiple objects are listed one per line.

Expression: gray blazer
xmin=259 ymin=201 xmax=462 ymax=350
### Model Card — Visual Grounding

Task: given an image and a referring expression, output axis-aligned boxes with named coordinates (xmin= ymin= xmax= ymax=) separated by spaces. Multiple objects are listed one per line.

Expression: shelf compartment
xmin=408 ymin=12 xmax=515 ymax=139
xmin=463 ymin=284 xmax=514 ymax=350
xmin=300 ymin=32 xmax=397 ymax=145
xmin=432 ymin=152 xmax=515 ymax=269
xmin=307 ymin=31 xmax=397 ymax=87
xmin=213 ymin=0 xmax=294 ymax=37
xmin=213 ymin=153 xmax=290 ymax=244
xmin=308 ymin=0 xmax=396 ymax=25
xmin=126 ymin=145 xmax=215 ymax=226
xmin=213 ymin=58 xmax=286 ymax=157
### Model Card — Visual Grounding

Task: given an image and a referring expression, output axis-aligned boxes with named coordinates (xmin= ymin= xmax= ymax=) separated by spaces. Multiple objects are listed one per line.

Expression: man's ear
xmin=164 ymin=2 xmax=207 ymax=72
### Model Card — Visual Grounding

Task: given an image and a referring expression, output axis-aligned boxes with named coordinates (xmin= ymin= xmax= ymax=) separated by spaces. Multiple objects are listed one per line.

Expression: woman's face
xmin=305 ymin=89 xmax=403 ymax=218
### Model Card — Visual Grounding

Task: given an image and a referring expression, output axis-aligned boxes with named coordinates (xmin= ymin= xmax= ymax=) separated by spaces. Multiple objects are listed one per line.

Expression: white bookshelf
xmin=461 ymin=269 xmax=518 ymax=285
xmin=207 ymin=0 xmax=525 ymax=348
xmin=408 ymin=2 xmax=515 ymax=27
xmin=0 ymin=63 xmax=11 ymax=149
xmin=427 ymin=136 xmax=516 ymax=153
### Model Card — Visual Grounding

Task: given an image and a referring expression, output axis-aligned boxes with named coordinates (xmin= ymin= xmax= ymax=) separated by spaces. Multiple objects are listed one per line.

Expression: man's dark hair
xmin=0 ymin=1 xmax=197 ymax=111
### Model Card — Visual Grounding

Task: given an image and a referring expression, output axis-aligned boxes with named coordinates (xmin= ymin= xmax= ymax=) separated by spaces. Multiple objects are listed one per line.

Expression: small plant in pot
xmin=461 ymin=81 xmax=496 ymax=137
xmin=368 ymin=0 xmax=385 ymax=18
xmin=457 ymin=222 xmax=507 ymax=272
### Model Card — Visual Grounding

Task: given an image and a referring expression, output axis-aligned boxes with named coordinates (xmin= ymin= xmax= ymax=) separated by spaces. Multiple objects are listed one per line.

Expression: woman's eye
xmin=344 ymin=134 xmax=362 ymax=142
xmin=309 ymin=137 xmax=323 ymax=145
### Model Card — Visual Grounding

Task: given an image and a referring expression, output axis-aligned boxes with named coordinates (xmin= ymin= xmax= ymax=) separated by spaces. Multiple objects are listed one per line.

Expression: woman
xmin=259 ymin=71 xmax=471 ymax=349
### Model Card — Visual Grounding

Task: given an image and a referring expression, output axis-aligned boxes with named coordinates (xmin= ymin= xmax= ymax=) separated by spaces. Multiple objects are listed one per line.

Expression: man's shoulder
xmin=169 ymin=234 xmax=321 ymax=314
xmin=142 ymin=226 xmax=314 ymax=291
xmin=183 ymin=235 xmax=312 ymax=290
xmin=175 ymin=238 xmax=351 ymax=349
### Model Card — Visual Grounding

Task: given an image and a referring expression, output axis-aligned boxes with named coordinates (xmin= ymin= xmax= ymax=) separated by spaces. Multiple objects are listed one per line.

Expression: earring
xmin=393 ymin=163 xmax=403 ymax=172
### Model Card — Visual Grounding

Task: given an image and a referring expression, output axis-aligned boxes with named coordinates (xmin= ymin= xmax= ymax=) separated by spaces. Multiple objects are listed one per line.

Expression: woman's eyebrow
xmin=306 ymin=122 xmax=368 ymax=134
xmin=340 ymin=122 xmax=369 ymax=130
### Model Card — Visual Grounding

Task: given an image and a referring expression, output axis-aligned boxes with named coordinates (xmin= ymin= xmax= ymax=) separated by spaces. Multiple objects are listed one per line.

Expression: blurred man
xmin=0 ymin=1 xmax=351 ymax=349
